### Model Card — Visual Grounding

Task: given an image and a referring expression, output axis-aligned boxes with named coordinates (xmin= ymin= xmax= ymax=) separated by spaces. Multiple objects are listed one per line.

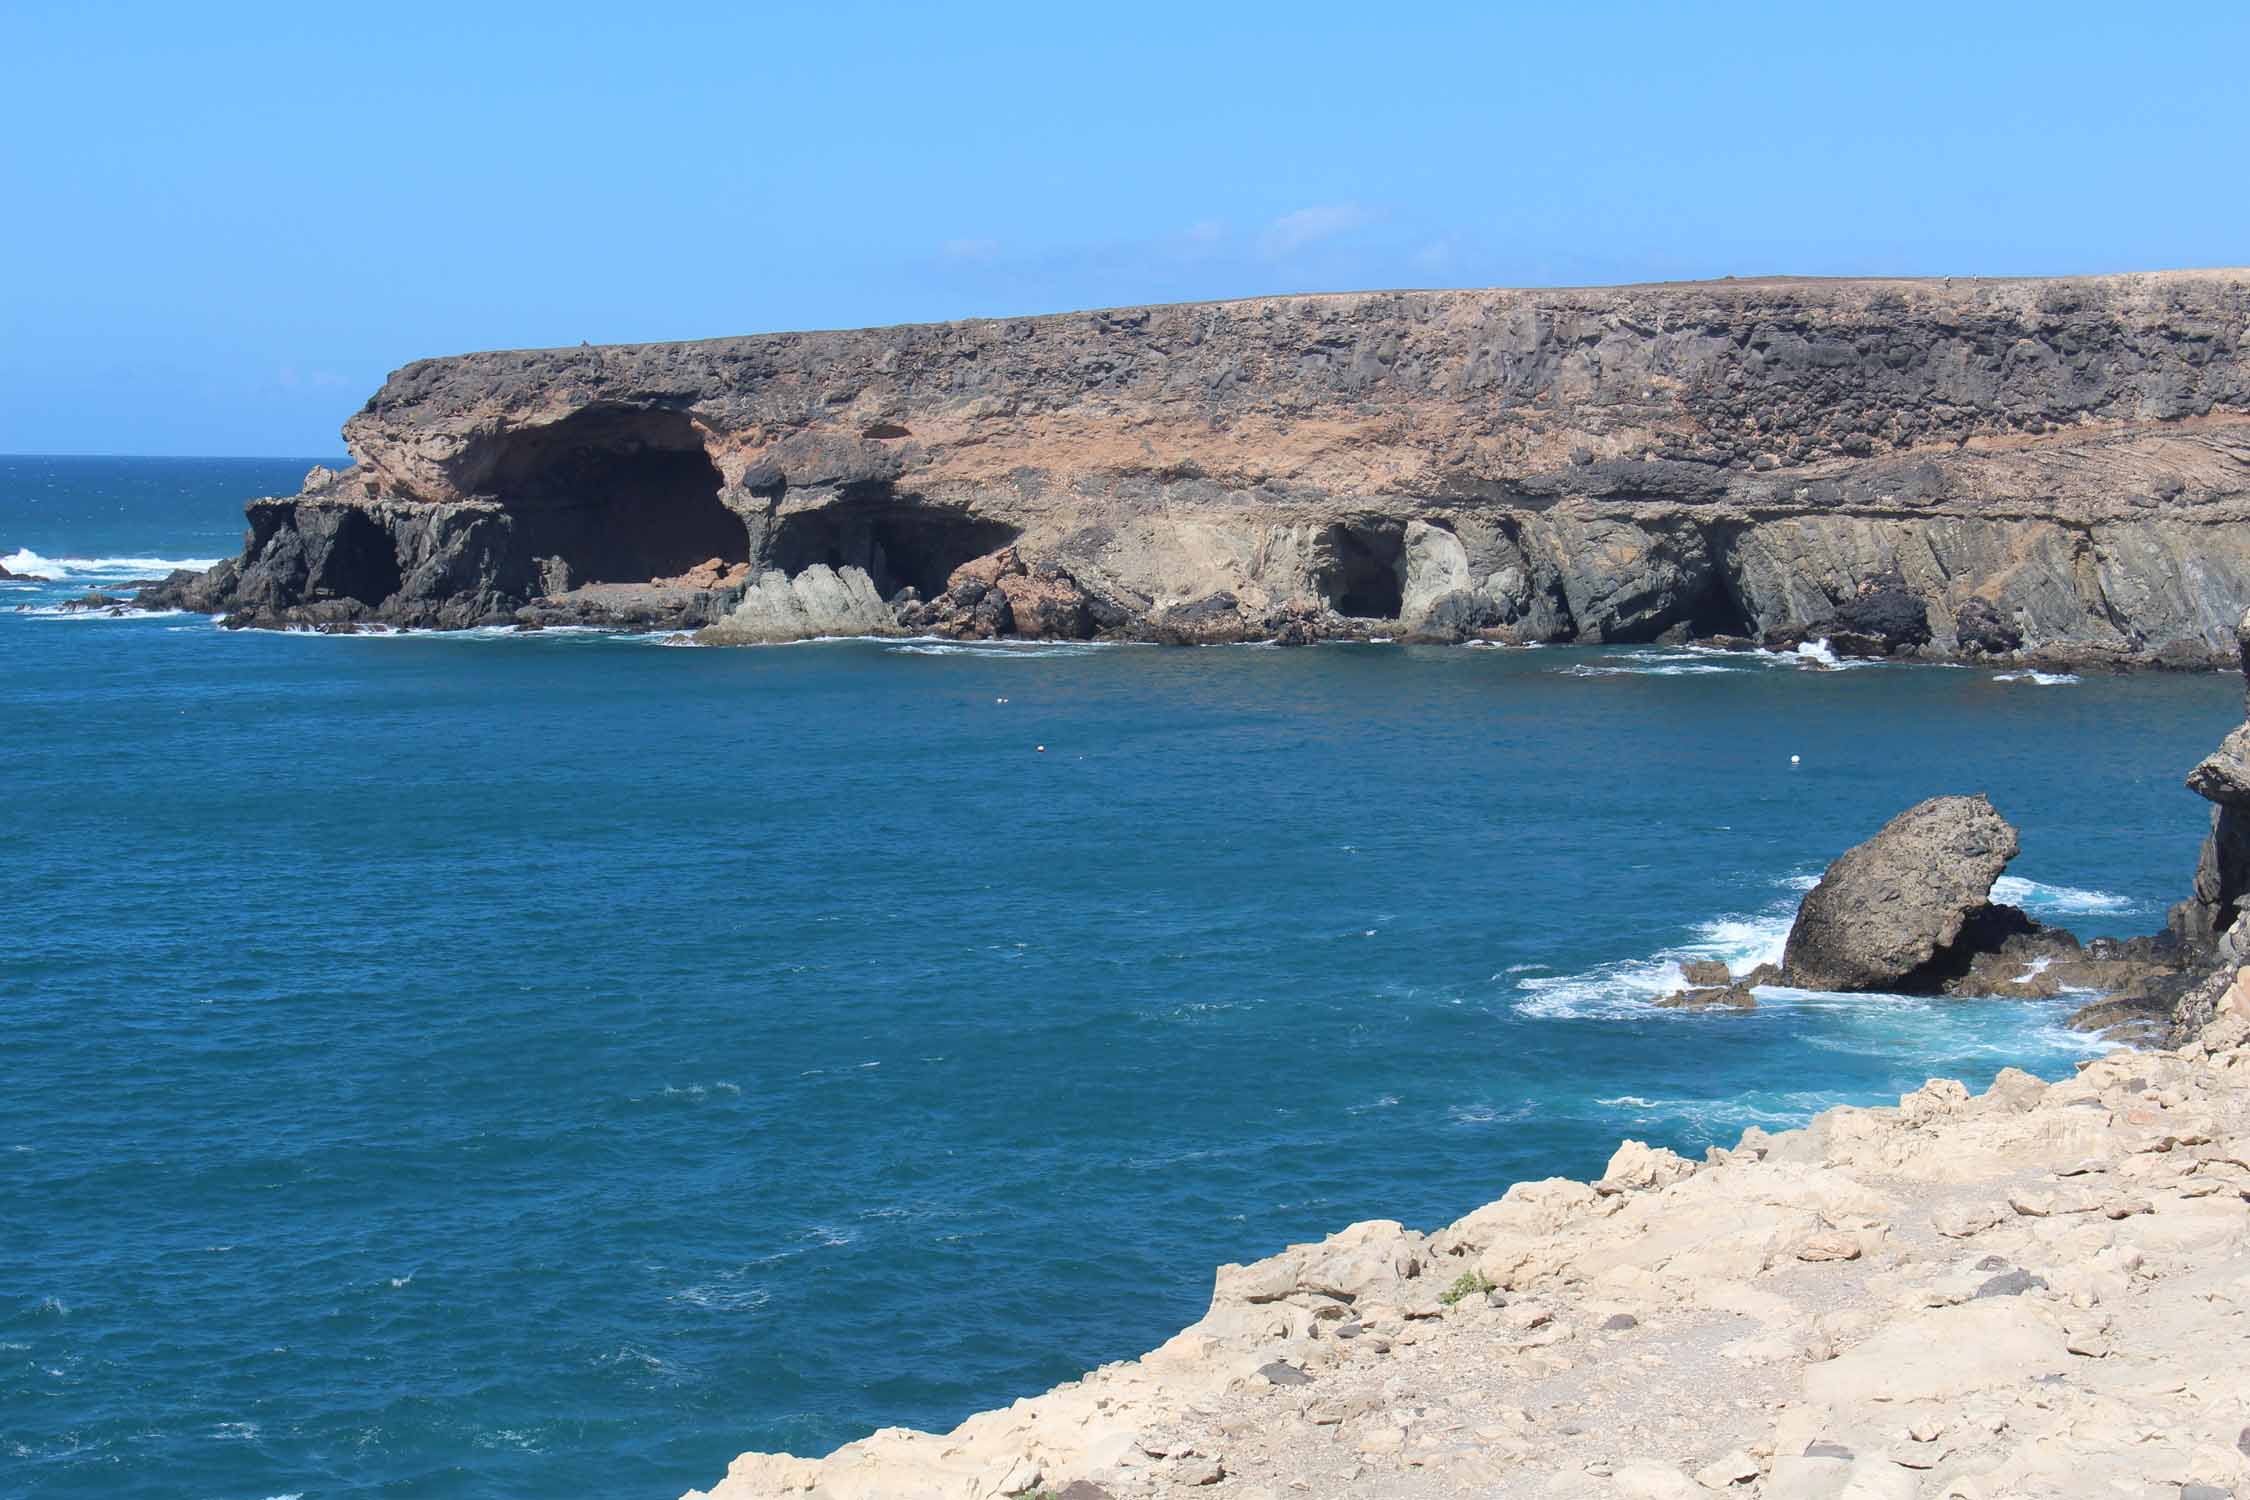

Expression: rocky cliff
xmin=147 ymin=270 xmax=2250 ymax=659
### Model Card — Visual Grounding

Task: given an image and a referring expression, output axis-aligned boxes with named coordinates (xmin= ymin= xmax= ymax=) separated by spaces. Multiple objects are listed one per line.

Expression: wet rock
xmin=995 ymin=565 xmax=1094 ymax=639
xmin=1831 ymin=570 xmax=1932 ymax=654
xmin=1954 ymin=595 xmax=2024 ymax=655
xmin=1781 ymin=794 xmax=2020 ymax=992
xmin=1680 ymin=958 xmax=1733 ymax=987
xmin=1654 ymin=983 xmax=1757 ymax=1010
xmin=1153 ymin=592 xmax=1254 ymax=645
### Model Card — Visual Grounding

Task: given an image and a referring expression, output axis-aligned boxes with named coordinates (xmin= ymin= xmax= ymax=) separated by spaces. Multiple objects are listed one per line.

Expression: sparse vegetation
xmin=1438 ymin=1268 xmax=1495 ymax=1306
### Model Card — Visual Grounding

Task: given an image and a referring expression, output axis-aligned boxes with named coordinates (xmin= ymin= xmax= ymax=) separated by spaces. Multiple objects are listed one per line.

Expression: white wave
xmin=2 ymin=548 xmax=218 ymax=580
xmin=18 ymin=605 xmax=189 ymax=621
xmin=1991 ymin=875 xmax=2139 ymax=916
xmin=1992 ymin=670 xmax=2080 ymax=686
xmin=1793 ymin=638 xmax=1842 ymax=668
xmin=1560 ymin=661 xmax=1732 ymax=678
xmin=1448 ymin=1101 xmax=1532 ymax=1125
xmin=1592 ymin=1089 xmax=1852 ymax=1131
xmin=669 ymin=1283 xmax=772 ymax=1312
xmin=885 ymin=639 xmax=1118 ymax=658
xmin=1513 ymin=902 xmax=1794 ymax=1020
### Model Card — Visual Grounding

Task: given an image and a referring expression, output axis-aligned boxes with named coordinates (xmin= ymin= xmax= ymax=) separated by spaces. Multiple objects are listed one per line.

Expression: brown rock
xmin=1781 ymin=795 xmax=2020 ymax=992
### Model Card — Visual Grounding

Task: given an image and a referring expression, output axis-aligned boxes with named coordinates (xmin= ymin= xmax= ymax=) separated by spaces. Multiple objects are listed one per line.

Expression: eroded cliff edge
xmin=150 ymin=270 xmax=2250 ymax=659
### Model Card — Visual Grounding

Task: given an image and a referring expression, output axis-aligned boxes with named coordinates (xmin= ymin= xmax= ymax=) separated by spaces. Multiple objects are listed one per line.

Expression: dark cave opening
xmin=310 ymin=508 xmax=404 ymax=605
xmin=764 ymin=491 xmax=1021 ymax=599
xmin=481 ymin=406 xmax=745 ymax=588
xmin=1316 ymin=521 xmax=1406 ymax=619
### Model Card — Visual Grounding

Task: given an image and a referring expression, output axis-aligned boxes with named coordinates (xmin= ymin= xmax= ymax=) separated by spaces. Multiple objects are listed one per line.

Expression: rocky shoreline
xmin=681 ymin=623 xmax=2250 ymax=1499
xmin=127 ymin=271 xmax=2250 ymax=667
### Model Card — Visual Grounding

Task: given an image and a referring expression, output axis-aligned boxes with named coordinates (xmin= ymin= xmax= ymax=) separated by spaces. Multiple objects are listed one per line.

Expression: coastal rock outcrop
xmin=695 ymin=565 xmax=896 ymax=644
xmin=1780 ymin=795 xmax=2022 ymax=991
xmin=687 ymin=1020 xmax=2250 ymax=1499
xmin=138 ymin=270 xmax=2250 ymax=654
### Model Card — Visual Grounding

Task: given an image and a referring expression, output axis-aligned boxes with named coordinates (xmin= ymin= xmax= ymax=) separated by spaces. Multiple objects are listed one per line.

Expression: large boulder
xmin=695 ymin=565 xmax=896 ymax=644
xmin=1781 ymin=795 xmax=2020 ymax=991
xmin=1830 ymin=570 xmax=1933 ymax=655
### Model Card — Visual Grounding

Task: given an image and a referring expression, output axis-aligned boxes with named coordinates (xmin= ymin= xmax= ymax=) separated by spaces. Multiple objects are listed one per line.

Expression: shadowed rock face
xmin=145 ymin=271 xmax=2250 ymax=651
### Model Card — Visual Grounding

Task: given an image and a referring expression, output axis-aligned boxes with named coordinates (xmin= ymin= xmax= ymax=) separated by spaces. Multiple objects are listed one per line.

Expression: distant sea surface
xmin=3 ymin=455 xmax=2238 ymax=1498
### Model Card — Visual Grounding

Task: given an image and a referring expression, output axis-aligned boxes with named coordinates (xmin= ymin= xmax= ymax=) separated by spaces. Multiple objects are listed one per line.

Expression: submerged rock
xmin=1654 ymin=983 xmax=1757 ymax=1011
xmin=1780 ymin=795 xmax=2020 ymax=991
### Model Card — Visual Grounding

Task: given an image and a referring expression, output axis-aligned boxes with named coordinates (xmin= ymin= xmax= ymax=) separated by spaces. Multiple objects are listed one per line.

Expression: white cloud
xmin=1257 ymin=202 xmax=1370 ymax=258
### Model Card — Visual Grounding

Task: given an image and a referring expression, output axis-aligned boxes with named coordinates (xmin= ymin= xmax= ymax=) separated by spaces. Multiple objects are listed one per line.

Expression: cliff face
xmin=152 ymin=270 xmax=2250 ymax=656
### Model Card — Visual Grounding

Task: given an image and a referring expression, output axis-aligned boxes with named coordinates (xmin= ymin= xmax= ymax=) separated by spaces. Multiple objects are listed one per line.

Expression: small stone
xmin=1803 ymin=1442 xmax=1854 ymax=1459
xmin=1173 ymin=1456 xmax=1224 ymax=1485
xmin=1601 ymin=1313 xmax=1641 ymax=1330
xmin=1694 ymin=1448 xmax=1761 ymax=1487
xmin=1972 ymin=1269 xmax=2048 ymax=1299
xmin=1257 ymin=1361 xmax=1313 ymax=1386
xmin=1793 ymin=1232 xmax=1862 ymax=1262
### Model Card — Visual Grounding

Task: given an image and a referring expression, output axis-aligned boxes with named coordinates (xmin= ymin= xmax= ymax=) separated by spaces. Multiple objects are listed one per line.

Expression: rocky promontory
xmin=143 ymin=270 xmax=2250 ymax=661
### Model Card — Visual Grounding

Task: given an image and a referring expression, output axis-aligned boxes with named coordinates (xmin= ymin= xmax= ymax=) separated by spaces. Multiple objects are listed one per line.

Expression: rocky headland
xmin=137 ymin=270 xmax=2250 ymax=662
xmin=681 ymin=621 xmax=2250 ymax=1499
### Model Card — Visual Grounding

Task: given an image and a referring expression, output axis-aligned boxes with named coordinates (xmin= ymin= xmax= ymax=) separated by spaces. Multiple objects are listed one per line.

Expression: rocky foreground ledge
xmin=139 ymin=270 xmax=2250 ymax=663
xmin=692 ymin=1020 xmax=2250 ymax=1500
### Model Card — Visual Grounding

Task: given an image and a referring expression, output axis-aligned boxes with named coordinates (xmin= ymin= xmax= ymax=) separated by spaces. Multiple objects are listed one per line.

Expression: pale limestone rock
xmin=1805 ymin=1301 xmax=2068 ymax=1405
xmin=1598 ymin=1139 xmax=1700 ymax=1193
xmin=1611 ymin=1461 xmax=1699 ymax=1498
xmin=697 ymin=565 xmax=895 ymax=644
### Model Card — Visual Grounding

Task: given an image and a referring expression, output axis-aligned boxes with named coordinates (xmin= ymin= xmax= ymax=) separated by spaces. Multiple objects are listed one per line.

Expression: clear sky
xmin=3 ymin=2 xmax=2245 ymax=456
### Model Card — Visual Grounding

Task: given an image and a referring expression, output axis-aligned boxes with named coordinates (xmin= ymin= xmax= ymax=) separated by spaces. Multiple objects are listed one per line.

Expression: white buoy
xmin=1791 ymin=754 xmax=1801 ymax=764
xmin=1036 ymin=745 xmax=1046 ymax=753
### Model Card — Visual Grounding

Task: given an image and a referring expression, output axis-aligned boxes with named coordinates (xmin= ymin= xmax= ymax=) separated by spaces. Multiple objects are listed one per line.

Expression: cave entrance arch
xmin=763 ymin=489 xmax=1020 ymax=600
xmin=480 ymin=406 xmax=746 ymax=589
xmin=1315 ymin=521 xmax=1406 ymax=619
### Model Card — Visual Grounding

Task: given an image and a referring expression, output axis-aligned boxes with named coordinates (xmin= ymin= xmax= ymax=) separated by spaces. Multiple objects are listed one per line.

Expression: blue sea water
xmin=1 ymin=454 xmax=2240 ymax=1499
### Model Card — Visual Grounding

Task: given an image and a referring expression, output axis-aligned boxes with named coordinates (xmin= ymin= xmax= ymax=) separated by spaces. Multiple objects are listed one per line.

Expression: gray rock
xmin=1972 ymin=1269 xmax=2049 ymax=1299
xmin=696 ymin=565 xmax=895 ymax=644
xmin=1781 ymin=795 xmax=2021 ymax=992
xmin=1256 ymin=1360 xmax=1314 ymax=1385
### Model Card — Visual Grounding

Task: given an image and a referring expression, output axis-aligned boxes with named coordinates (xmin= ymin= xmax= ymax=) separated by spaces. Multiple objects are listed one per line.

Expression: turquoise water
xmin=2 ymin=455 xmax=2238 ymax=1499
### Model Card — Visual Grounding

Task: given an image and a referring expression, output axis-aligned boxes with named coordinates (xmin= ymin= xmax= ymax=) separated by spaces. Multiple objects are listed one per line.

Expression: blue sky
xmin=3 ymin=1 xmax=2245 ymax=455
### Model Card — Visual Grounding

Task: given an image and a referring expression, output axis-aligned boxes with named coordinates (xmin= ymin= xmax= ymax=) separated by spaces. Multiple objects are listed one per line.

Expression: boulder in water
xmin=1780 ymin=794 xmax=2020 ymax=991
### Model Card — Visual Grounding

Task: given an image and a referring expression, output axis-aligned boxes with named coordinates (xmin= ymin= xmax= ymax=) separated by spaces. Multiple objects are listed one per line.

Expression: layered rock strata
xmin=142 ymin=271 xmax=2250 ymax=658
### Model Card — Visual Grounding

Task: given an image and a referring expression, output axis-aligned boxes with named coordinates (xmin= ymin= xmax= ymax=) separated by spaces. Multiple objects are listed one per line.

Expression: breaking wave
xmin=2 ymin=548 xmax=218 ymax=580
xmin=1993 ymin=670 xmax=2080 ymax=686
xmin=1991 ymin=875 xmax=2140 ymax=916
xmin=1515 ymin=869 xmax=2146 ymax=1022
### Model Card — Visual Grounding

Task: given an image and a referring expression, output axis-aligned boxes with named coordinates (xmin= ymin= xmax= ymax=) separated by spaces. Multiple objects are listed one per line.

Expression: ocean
xmin=2 ymin=454 xmax=2238 ymax=1499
